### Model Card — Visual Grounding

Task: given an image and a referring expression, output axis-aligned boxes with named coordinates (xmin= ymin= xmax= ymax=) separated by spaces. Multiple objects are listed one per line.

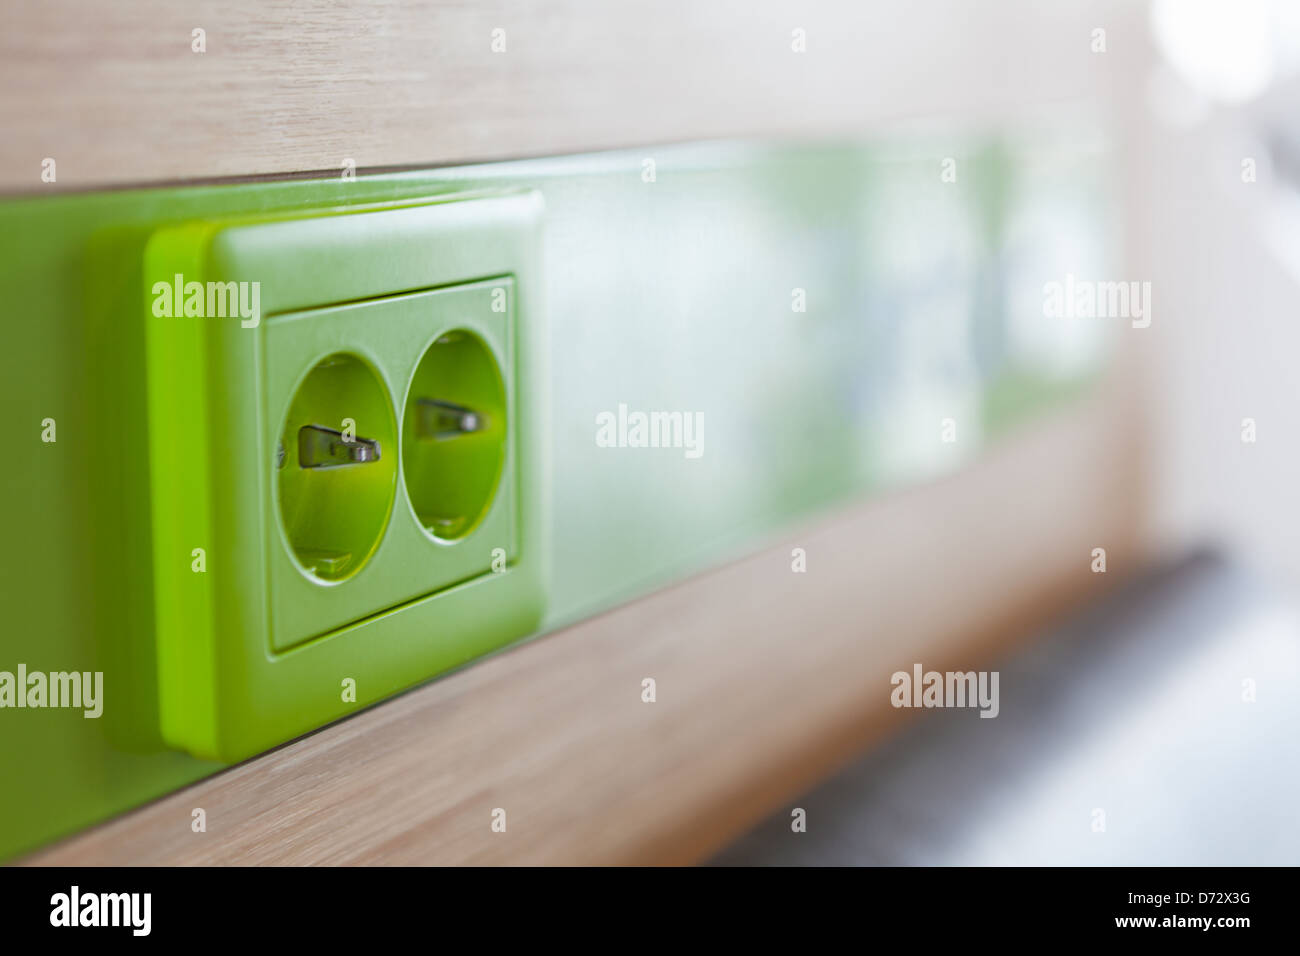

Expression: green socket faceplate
xmin=142 ymin=192 xmax=546 ymax=761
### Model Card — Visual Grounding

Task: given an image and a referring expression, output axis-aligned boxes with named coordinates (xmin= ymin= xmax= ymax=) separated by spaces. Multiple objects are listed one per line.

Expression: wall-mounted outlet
xmin=140 ymin=192 xmax=547 ymax=761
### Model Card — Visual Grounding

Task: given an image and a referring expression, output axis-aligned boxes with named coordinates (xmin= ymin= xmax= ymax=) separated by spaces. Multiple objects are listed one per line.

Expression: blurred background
xmin=707 ymin=0 xmax=1300 ymax=866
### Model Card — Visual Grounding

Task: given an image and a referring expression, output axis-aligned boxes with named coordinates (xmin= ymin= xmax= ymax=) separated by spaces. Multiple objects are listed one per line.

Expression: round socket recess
xmin=276 ymin=352 xmax=397 ymax=582
xmin=402 ymin=329 xmax=507 ymax=540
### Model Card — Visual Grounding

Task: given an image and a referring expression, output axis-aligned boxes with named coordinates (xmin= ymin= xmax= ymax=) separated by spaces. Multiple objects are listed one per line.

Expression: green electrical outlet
xmin=138 ymin=191 xmax=547 ymax=761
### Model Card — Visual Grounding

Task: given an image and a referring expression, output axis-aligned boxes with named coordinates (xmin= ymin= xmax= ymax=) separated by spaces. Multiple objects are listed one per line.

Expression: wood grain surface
xmin=1 ymin=0 xmax=1129 ymax=191
xmin=27 ymin=370 xmax=1147 ymax=866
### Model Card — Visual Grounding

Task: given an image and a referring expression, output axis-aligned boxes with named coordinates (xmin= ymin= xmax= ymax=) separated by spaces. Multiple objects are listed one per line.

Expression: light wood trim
xmin=2 ymin=0 xmax=1130 ymax=192
xmin=27 ymin=373 xmax=1146 ymax=866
